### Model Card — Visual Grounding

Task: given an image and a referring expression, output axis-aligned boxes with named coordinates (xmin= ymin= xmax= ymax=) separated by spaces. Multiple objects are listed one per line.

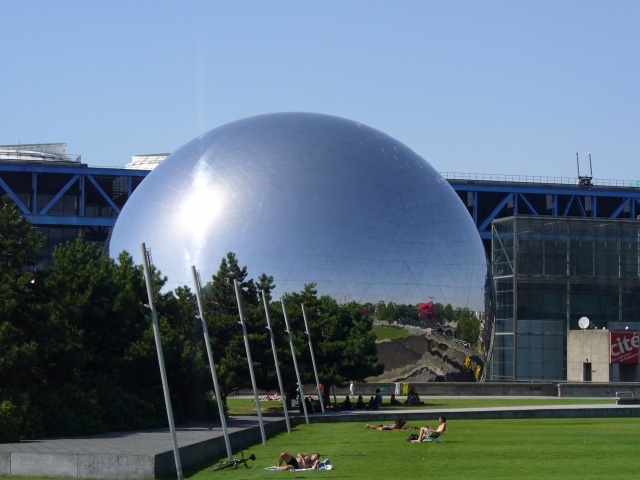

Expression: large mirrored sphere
xmin=108 ymin=112 xmax=488 ymax=312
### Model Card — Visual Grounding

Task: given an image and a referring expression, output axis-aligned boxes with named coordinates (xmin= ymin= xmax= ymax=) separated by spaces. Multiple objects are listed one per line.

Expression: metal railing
xmin=0 ymin=150 xmax=81 ymax=163
xmin=441 ymin=172 xmax=639 ymax=188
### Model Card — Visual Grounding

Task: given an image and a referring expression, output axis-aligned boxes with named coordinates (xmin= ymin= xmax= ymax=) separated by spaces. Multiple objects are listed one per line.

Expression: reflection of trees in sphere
xmin=107 ymin=112 xmax=487 ymax=310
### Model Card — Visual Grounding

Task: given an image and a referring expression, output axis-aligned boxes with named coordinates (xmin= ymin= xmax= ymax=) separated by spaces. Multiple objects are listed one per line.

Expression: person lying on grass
xmin=269 ymin=451 xmax=320 ymax=470
xmin=410 ymin=416 xmax=446 ymax=442
xmin=260 ymin=392 xmax=279 ymax=401
xmin=365 ymin=418 xmax=412 ymax=430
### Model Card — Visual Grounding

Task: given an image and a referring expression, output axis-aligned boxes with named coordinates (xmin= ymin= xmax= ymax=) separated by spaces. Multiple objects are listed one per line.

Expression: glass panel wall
xmin=516 ymin=282 xmax=567 ymax=381
xmin=490 ymin=223 xmax=515 ymax=380
xmin=490 ymin=216 xmax=640 ymax=382
xmin=543 ymin=220 xmax=567 ymax=276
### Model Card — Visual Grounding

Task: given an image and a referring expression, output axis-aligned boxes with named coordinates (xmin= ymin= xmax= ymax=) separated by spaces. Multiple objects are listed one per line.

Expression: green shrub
xmin=39 ymin=385 xmax=105 ymax=437
xmin=0 ymin=393 xmax=45 ymax=442
xmin=0 ymin=400 xmax=20 ymax=443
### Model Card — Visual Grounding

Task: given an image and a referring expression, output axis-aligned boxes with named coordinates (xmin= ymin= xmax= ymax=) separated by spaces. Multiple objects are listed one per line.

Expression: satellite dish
xmin=578 ymin=317 xmax=590 ymax=330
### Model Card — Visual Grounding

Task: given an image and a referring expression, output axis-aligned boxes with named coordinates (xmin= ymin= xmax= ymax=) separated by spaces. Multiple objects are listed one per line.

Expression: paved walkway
xmin=0 ymin=415 xmax=285 ymax=479
xmin=2 ymin=402 xmax=639 ymax=479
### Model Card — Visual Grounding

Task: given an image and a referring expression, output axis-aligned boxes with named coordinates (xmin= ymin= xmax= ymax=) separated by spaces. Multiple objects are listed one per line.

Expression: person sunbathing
xmin=410 ymin=416 xmax=446 ymax=442
xmin=269 ymin=452 xmax=320 ymax=470
xmin=365 ymin=418 xmax=410 ymax=430
xmin=260 ymin=392 xmax=279 ymax=401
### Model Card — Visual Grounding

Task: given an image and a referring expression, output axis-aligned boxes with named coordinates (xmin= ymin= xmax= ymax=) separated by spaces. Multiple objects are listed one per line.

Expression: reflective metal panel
xmin=108 ymin=112 xmax=488 ymax=312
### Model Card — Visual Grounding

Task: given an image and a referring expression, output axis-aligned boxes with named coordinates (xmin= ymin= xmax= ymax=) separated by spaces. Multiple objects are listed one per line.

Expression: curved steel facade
xmin=107 ymin=112 xmax=488 ymax=312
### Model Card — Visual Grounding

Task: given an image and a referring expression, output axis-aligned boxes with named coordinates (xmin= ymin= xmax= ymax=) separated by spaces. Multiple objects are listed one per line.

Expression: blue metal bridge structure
xmin=1 ymin=161 xmax=639 ymax=257
xmin=0 ymin=162 xmax=147 ymax=227
xmin=444 ymin=172 xmax=640 ymax=250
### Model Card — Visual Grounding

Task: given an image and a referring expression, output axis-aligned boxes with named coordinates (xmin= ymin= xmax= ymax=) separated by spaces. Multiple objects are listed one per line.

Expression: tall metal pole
xmin=140 ymin=243 xmax=183 ymax=480
xmin=281 ymin=297 xmax=309 ymax=424
xmin=301 ymin=304 xmax=325 ymax=413
xmin=261 ymin=290 xmax=291 ymax=434
xmin=233 ymin=279 xmax=267 ymax=445
xmin=191 ymin=266 xmax=233 ymax=460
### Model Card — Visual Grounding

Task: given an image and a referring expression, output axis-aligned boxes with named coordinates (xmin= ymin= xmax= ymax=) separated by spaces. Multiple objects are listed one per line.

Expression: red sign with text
xmin=610 ymin=331 xmax=640 ymax=364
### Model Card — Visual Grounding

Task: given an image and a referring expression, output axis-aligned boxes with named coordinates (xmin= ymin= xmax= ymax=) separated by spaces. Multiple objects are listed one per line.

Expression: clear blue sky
xmin=1 ymin=1 xmax=638 ymax=181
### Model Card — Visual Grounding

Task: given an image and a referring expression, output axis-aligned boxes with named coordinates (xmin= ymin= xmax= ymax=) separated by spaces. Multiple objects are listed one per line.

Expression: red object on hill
xmin=418 ymin=301 xmax=437 ymax=323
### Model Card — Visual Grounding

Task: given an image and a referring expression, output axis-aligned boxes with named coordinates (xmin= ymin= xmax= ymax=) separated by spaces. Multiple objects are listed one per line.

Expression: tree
xmin=201 ymin=253 xmax=271 ymax=399
xmin=153 ymin=285 xmax=211 ymax=421
xmin=0 ymin=200 xmax=42 ymax=390
xmin=200 ymin=254 xmax=382 ymax=405
xmin=376 ymin=301 xmax=400 ymax=323
xmin=443 ymin=303 xmax=455 ymax=321
xmin=0 ymin=196 xmax=44 ymax=440
xmin=0 ymin=240 xmax=383 ymax=439
xmin=33 ymin=240 xmax=165 ymax=435
xmin=0 ymin=194 xmax=44 ymax=351
xmin=274 ymin=284 xmax=383 ymax=393
xmin=456 ymin=313 xmax=480 ymax=347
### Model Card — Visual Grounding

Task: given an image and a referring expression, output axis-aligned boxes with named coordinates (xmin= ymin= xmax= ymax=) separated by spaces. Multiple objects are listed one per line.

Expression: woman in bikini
xmin=270 ymin=452 xmax=320 ymax=470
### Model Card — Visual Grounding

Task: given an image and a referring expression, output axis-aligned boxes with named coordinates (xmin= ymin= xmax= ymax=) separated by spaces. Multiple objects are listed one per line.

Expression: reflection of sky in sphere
xmin=108 ymin=112 xmax=487 ymax=310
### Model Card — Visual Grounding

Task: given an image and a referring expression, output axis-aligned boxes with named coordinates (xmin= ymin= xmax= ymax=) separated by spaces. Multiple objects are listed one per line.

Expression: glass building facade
xmin=490 ymin=216 xmax=640 ymax=381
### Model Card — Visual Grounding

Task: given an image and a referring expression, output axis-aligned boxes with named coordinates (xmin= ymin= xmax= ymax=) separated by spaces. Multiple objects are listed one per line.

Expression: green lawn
xmin=372 ymin=324 xmax=411 ymax=340
xmin=226 ymin=396 xmax=615 ymax=415
xmin=185 ymin=417 xmax=640 ymax=479
xmin=4 ymin=398 xmax=629 ymax=480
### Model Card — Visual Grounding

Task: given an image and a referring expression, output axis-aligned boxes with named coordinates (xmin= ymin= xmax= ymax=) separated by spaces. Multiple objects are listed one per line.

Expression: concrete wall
xmin=340 ymin=382 xmax=558 ymax=397
xmin=155 ymin=420 xmax=285 ymax=478
xmin=567 ymin=330 xmax=611 ymax=382
xmin=558 ymin=383 xmax=640 ymax=398
xmin=0 ymin=452 xmax=155 ymax=479
xmin=320 ymin=381 xmax=639 ymax=398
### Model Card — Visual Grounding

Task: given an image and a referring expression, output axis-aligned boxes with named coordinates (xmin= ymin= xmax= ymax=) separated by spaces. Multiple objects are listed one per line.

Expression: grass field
xmin=372 ymin=324 xmax=411 ymax=340
xmin=185 ymin=417 xmax=640 ymax=479
xmin=5 ymin=398 xmax=632 ymax=480
xmin=225 ymin=396 xmax=616 ymax=415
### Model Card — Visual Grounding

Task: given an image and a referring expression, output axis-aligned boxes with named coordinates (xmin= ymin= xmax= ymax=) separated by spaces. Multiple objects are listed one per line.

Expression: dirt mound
xmin=369 ymin=334 xmax=482 ymax=383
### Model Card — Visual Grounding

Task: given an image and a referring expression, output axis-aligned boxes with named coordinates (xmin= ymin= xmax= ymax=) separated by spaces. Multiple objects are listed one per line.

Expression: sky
xmin=1 ymin=1 xmax=638 ymax=181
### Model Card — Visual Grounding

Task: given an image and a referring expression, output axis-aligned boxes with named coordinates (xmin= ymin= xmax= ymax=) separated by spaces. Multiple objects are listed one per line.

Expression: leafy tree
xmin=376 ymin=301 xmax=400 ymax=323
xmin=201 ymin=253 xmax=270 ymax=400
xmin=362 ymin=302 xmax=375 ymax=317
xmin=32 ymin=240 xmax=160 ymax=434
xmin=316 ymin=296 xmax=384 ymax=385
xmin=272 ymin=284 xmax=383 ymax=399
xmin=456 ymin=313 xmax=480 ymax=347
xmin=0 ymin=237 xmax=384 ymax=439
xmin=376 ymin=301 xmax=420 ymax=324
xmin=153 ymin=286 xmax=212 ymax=421
xmin=443 ymin=303 xmax=455 ymax=321
xmin=0 ymin=195 xmax=43 ymax=272
xmin=0 ymin=196 xmax=44 ymax=439
xmin=397 ymin=303 xmax=419 ymax=321
xmin=199 ymin=254 xmax=382 ymax=407
xmin=42 ymin=239 xmax=118 ymax=380
xmin=114 ymin=253 xmax=215 ymax=425
xmin=0 ymin=194 xmax=44 ymax=360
